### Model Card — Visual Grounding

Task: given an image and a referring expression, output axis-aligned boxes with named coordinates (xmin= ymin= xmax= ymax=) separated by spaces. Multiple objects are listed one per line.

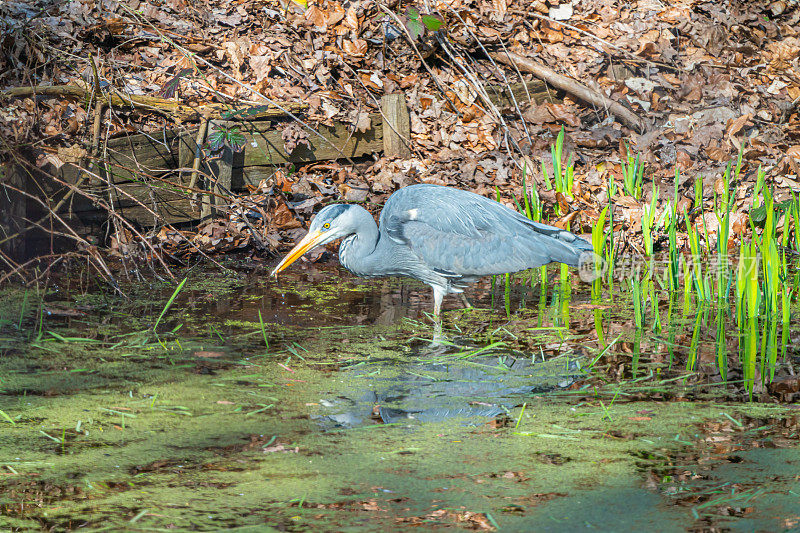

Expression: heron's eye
xmin=322 ymin=222 xmax=330 ymax=229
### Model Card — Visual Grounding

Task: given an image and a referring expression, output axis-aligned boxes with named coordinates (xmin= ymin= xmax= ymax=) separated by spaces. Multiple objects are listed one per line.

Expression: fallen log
xmin=2 ymin=84 xmax=308 ymax=122
xmin=489 ymin=51 xmax=647 ymax=133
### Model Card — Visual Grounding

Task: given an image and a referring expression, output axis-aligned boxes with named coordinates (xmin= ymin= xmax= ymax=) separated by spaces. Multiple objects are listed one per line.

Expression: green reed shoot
xmin=715 ymin=168 xmax=733 ymax=305
xmin=763 ymin=314 xmax=778 ymax=383
xmin=592 ymin=205 xmax=609 ymax=298
xmin=630 ymin=273 xmax=644 ymax=329
xmin=679 ymin=262 xmax=693 ymax=318
xmin=752 ymin=166 xmax=765 ymax=209
xmin=606 ymin=207 xmax=615 ymax=292
xmin=735 ymin=244 xmax=746 ymax=332
xmin=780 ymin=250 xmax=791 ymax=365
xmin=686 ymin=306 xmax=705 ymax=371
xmin=642 ymin=183 xmax=659 ymax=256
xmin=607 ymin=171 xmax=617 ymax=199
xmin=649 ymin=267 xmax=661 ymax=333
xmin=592 ymin=205 xmax=609 ymax=256
xmin=759 ymin=189 xmax=781 ymax=317
xmin=521 ymin=167 xmax=534 ymax=221
xmin=667 ymin=215 xmax=679 ymax=291
xmin=746 ymin=239 xmax=761 ymax=319
xmin=665 ymin=167 xmax=681 ymax=291
xmin=744 ymin=316 xmax=757 ymax=398
xmin=541 ymin=128 xmax=574 ymax=209
xmin=782 ymin=205 xmax=790 ymax=249
xmin=781 ymin=250 xmax=790 ymax=325
xmin=684 ymin=211 xmax=709 ymax=301
xmin=715 ymin=308 xmax=727 ymax=381
xmin=694 ymin=177 xmax=703 ymax=212
xmin=735 ymin=238 xmax=761 ymax=331
xmin=791 ymin=192 xmax=800 ymax=251
xmin=621 ymin=147 xmax=644 ymax=199
xmin=594 ymin=307 xmax=605 ymax=346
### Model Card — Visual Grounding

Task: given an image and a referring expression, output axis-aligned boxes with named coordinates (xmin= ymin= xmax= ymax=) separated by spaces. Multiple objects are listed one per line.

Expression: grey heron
xmin=271 ymin=184 xmax=594 ymax=317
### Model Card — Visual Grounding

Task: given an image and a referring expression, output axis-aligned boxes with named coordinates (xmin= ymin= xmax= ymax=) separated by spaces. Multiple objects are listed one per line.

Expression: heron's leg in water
xmin=459 ymin=294 xmax=472 ymax=309
xmin=432 ymin=287 xmax=445 ymax=318
xmin=432 ymin=320 xmax=445 ymax=344
xmin=430 ymin=287 xmax=447 ymax=345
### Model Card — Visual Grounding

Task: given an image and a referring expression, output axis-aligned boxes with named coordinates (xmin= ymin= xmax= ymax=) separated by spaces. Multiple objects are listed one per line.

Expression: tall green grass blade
xmin=154 ymin=277 xmax=188 ymax=330
xmin=258 ymin=310 xmax=269 ymax=350
xmin=715 ymin=307 xmax=727 ymax=381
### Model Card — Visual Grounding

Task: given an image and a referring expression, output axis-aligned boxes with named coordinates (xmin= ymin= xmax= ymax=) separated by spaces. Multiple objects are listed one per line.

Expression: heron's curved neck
xmin=339 ymin=206 xmax=380 ymax=276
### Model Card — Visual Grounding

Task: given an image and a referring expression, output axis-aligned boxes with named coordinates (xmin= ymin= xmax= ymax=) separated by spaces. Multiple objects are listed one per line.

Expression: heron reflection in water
xmin=272 ymin=184 xmax=594 ymax=317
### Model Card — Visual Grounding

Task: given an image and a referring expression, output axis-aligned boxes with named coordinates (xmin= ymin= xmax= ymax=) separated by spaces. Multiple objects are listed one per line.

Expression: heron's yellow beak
xmin=271 ymin=229 xmax=325 ymax=276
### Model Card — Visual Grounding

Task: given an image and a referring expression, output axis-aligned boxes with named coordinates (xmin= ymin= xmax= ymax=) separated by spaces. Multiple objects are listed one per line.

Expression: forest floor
xmin=2 ymin=0 xmax=800 ymax=259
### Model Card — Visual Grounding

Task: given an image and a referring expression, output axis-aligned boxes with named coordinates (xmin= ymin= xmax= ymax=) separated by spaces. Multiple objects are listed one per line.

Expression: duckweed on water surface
xmin=0 ymin=266 xmax=798 ymax=531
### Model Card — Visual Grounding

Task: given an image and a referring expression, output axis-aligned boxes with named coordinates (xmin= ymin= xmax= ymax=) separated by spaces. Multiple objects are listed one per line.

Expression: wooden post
xmin=381 ymin=93 xmax=411 ymax=158
xmin=201 ymin=120 xmax=244 ymax=220
xmin=0 ymin=164 xmax=27 ymax=260
xmin=201 ymin=147 xmax=230 ymax=220
xmin=210 ymin=146 xmax=233 ymax=219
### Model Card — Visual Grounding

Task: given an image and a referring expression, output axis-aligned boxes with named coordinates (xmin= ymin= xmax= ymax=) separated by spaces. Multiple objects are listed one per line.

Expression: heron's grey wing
xmin=382 ymin=186 xmax=589 ymax=276
xmin=396 ymin=219 xmax=550 ymax=275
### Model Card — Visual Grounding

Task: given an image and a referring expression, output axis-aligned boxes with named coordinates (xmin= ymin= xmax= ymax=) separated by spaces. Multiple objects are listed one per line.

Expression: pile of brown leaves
xmin=2 ymin=0 xmax=800 ymax=258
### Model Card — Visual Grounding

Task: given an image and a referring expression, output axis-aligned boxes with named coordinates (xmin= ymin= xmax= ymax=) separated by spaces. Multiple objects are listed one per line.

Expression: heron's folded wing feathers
xmin=382 ymin=185 xmax=591 ymax=273
xmin=400 ymin=220 xmax=552 ymax=274
xmin=386 ymin=211 xmax=572 ymax=276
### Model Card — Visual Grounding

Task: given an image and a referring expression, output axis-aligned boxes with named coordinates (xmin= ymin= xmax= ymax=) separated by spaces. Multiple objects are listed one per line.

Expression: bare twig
xmin=188 ymin=117 xmax=210 ymax=196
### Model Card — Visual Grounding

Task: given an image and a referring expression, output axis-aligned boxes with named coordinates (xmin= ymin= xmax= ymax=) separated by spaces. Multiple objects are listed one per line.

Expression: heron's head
xmin=271 ymin=204 xmax=358 ymax=276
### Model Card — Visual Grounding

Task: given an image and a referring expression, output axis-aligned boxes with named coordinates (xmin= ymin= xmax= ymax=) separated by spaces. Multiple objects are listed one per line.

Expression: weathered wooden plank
xmin=234 ymin=114 xmax=383 ymax=167
xmin=381 ymin=94 xmax=411 ymax=158
xmin=110 ymin=196 xmax=197 ymax=226
xmin=104 ymin=130 xmax=181 ymax=183
xmin=241 ymin=166 xmax=278 ymax=187
xmin=3 ymin=85 xmax=309 ymax=123
xmin=76 ymin=181 xmax=200 ymax=225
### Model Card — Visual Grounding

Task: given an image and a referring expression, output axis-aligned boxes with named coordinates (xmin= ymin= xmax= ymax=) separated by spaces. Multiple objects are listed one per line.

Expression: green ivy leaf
xmin=158 ymin=68 xmax=193 ymax=99
xmin=421 ymin=14 xmax=443 ymax=31
xmin=406 ymin=18 xmax=423 ymax=39
xmin=402 ymin=7 xmax=443 ymax=40
xmin=404 ymin=6 xmax=424 ymax=40
xmin=207 ymin=130 xmax=226 ymax=153
xmin=227 ymin=131 xmax=247 ymax=153
xmin=207 ymin=127 xmax=247 ymax=153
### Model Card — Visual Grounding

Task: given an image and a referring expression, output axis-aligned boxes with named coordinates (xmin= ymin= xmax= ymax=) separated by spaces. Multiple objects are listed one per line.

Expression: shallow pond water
xmin=0 ymin=262 xmax=798 ymax=531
